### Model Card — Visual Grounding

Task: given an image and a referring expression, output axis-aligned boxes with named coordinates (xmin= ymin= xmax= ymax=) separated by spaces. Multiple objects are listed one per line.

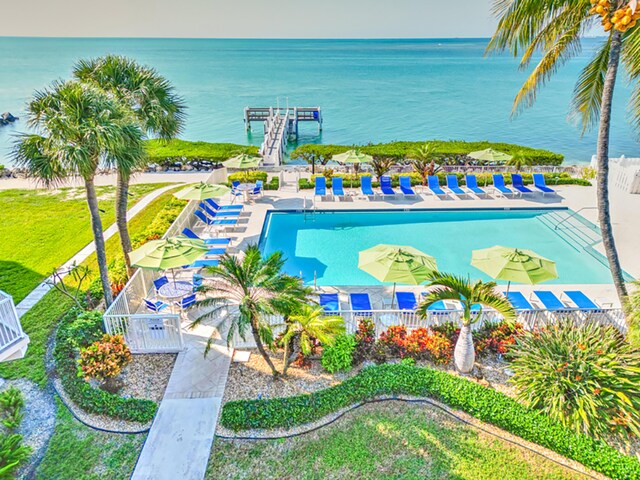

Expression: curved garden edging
xmin=220 ymin=364 xmax=640 ymax=480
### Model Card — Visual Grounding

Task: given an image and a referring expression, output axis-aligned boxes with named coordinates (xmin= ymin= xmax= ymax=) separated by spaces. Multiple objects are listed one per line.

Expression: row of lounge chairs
xmin=193 ymin=198 xmax=245 ymax=229
xmin=315 ymin=174 xmax=557 ymax=199
xmin=318 ymin=289 xmax=606 ymax=315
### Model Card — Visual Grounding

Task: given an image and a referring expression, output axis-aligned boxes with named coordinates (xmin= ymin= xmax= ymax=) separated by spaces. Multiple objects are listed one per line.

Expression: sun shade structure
xmin=359 ymin=244 xmax=438 ymax=307
xmin=332 ymin=149 xmax=373 ymax=165
xmin=467 ymin=148 xmax=513 ymax=162
xmin=223 ymin=154 xmax=262 ymax=169
xmin=129 ymin=236 xmax=209 ymax=271
xmin=471 ymin=246 xmax=558 ymax=288
xmin=173 ymin=182 xmax=230 ymax=201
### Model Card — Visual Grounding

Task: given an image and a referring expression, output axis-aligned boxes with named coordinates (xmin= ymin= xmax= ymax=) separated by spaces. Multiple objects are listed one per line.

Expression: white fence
xmin=592 ymin=155 xmax=640 ymax=194
xmin=0 ymin=291 xmax=29 ymax=362
xmin=229 ymin=307 xmax=627 ymax=349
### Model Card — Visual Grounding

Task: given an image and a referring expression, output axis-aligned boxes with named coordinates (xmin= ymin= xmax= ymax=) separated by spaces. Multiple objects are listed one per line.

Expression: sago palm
xmin=409 ymin=143 xmax=439 ymax=185
xmin=12 ymin=81 xmax=145 ymax=306
xmin=279 ymin=304 xmax=345 ymax=375
xmin=191 ymin=245 xmax=311 ymax=377
xmin=487 ymin=0 xmax=640 ymax=304
xmin=74 ymin=55 xmax=186 ymax=277
xmin=417 ymin=272 xmax=515 ymax=373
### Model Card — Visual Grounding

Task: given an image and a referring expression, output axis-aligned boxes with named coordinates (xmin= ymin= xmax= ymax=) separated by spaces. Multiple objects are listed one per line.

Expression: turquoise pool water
xmin=260 ymin=209 xmax=614 ymax=286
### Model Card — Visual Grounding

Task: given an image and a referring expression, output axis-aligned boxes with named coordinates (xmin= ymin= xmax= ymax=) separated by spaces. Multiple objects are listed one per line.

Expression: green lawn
xmin=0 ymin=184 xmax=165 ymax=303
xmin=35 ymin=399 xmax=145 ymax=480
xmin=208 ymin=402 xmax=588 ymax=480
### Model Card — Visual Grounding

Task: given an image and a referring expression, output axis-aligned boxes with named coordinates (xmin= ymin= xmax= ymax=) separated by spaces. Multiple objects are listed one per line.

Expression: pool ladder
xmin=303 ymin=196 xmax=317 ymax=222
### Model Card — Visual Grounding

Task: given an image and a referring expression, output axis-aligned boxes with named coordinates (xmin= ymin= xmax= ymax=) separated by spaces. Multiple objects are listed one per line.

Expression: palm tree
xmin=12 ymin=81 xmax=144 ymax=305
xmin=487 ymin=0 xmax=640 ymax=304
xmin=73 ymin=55 xmax=186 ymax=277
xmin=371 ymin=157 xmax=395 ymax=180
xmin=279 ymin=304 xmax=345 ymax=376
xmin=416 ymin=272 xmax=515 ymax=373
xmin=506 ymin=151 xmax=527 ymax=172
xmin=191 ymin=245 xmax=311 ymax=377
xmin=409 ymin=143 xmax=440 ymax=185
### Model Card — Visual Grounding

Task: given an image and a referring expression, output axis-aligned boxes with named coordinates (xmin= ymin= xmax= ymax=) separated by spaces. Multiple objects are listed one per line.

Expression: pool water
xmin=259 ymin=209 xmax=614 ymax=286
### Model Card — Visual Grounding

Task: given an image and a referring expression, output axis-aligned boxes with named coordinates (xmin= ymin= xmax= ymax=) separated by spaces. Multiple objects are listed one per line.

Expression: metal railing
xmin=0 ymin=291 xmax=28 ymax=356
xmin=103 ymin=313 xmax=183 ymax=353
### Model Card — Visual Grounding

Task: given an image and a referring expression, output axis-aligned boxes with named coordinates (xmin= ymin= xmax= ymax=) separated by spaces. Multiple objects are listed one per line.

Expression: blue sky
xmin=4 ymin=0 xmax=497 ymax=38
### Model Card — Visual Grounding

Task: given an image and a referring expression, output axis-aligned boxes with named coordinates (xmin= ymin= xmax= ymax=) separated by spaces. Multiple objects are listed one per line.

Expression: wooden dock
xmin=244 ymin=106 xmax=322 ymax=166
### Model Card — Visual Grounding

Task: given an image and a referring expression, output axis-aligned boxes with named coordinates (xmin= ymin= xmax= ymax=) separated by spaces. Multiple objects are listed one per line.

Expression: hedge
xmin=299 ymin=172 xmax=590 ymax=189
xmin=220 ymin=364 xmax=640 ymax=480
xmin=227 ymin=171 xmax=279 ymax=190
xmin=53 ymin=309 xmax=157 ymax=424
xmin=291 ymin=141 xmax=564 ymax=166
xmin=145 ymin=139 xmax=258 ymax=163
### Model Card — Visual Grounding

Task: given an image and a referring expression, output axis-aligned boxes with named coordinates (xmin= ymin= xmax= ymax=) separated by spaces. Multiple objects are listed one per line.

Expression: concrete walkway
xmin=15 ymin=183 xmax=187 ymax=317
xmin=131 ymin=321 xmax=232 ymax=480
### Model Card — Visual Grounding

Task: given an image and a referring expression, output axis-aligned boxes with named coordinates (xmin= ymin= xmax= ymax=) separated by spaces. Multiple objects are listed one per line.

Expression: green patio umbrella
xmin=359 ymin=244 xmax=438 ymax=308
xmin=129 ymin=236 xmax=209 ymax=284
xmin=471 ymin=246 xmax=558 ymax=293
xmin=223 ymin=154 xmax=262 ymax=169
xmin=333 ymin=150 xmax=373 ymax=187
xmin=173 ymin=182 xmax=230 ymax=201
xmin=467 ymin=148 xmax=513 ymax=163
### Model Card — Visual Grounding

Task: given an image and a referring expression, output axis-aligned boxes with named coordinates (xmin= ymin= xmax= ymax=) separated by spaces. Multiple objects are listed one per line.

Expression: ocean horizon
xmin=1 ymin=36 xmax=638 ymax=166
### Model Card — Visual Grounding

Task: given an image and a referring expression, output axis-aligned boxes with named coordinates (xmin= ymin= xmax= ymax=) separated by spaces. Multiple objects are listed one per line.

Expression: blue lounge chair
xmin=395 ymin=292 xmax=418 ymax=311
xmin=492 ymin=174 xmax=514 ymax=197
xmin=380 ymin=176 xmax=396 ymax=196
xmin=185 ymin=259 xmax=220 ymax=269
xmin=319 ymin=293 xmax=340 ymax=313
xmin=464 ymin=175 xmax=487 ymax=196
xmin=446 ymin=175 xmax=466 ymax=196
xmin=230 ymin=181 xmax=243 ymax=203
xmin=349 ymin=293 xmax=372 ymax=314
xmin=204 ymin=199 xmax=242 ymax=211
xmin=204 ymin=247 xmax=226 ymax=256
xmin=250 ymin=180 xmax=263 ymax=198
xmin=192 ymin=274 xmax=203 ymax=291
xmin=427 ymin=175 xmax=446 ymax=197
xmin=533 ymin=291 xmax=572 ymax=312
xmin=563 ymin=291 xmax=602 ymax=312
xmin=398 ymin=176 xmax=416 ymax=196
xmin=200 ymin=202 xmax=241 ymax=218
xmin=331 ymin=177 xmax=345 ymax=198
xmin=511 ymin=174 xmax=533 ymax=195
xmin=153 ymin=276 xmax=169 ymax=292
xmin=504 ymin=291 xmax=535 ymax=311
xmin=361 ymin=176 xmax=375 ymax=197
xmin=182 ymin=228 xmax=231 ymax=246
xmin=174 ymin=294 xmax=197 ymax=310
xmin=315 ymin=176 xmax=327 ymax=197
xmin=144 ymin=298 xmax=169 ymax=313
xmin=533 ymin=174 xmax=556 ymax=195
xmin=194 ymin=210 xmax=238 ymax=227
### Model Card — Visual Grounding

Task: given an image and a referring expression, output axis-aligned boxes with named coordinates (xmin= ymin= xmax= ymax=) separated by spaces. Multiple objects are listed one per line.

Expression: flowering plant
xmin=78 ymin=334 xmax=132 ymax=385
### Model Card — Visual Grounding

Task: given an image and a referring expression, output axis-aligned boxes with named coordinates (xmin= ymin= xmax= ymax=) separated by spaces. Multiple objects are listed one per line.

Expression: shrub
xmin=377 ymin=325 xmax=407 ymax=357
xmin=0 ymin=434 xmax=31 ymax=479
xmin=405 ymin=328 xmax=453 ymax=364
xmin=509 ymin=322 xmax=640 ymax=441
xmin=65 ymin=310 xmax=105 ymax=349
xmin=321 ymin=333 xmax=356 ymax=374
xmin=0 ymin=388 xmax=24 ymax=431
xmin=353 ymin=318 xmax=376 ymax=364
xmin=227 ymin=170 xmax=268 ymax=183
xmin=79 ymin=334 xmax=132 ymax=391
xmin=145 ymin=139 xmax=258 ymax=164
xmin=220 ymin=364 xmax=640 ymax=479
xmin=54 ymin=310 xmax=157 ymax=423
xmin=475 ymin=321 xmax=524 ymax=356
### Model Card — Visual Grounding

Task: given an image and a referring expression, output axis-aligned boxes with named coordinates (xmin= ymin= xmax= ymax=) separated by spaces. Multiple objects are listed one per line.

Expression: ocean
xmin=0 ymin=37 xmax=638 ymax=166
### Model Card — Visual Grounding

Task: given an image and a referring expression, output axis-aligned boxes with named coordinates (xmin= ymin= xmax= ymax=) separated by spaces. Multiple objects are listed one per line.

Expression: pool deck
xmin=211 ymin=183 xmax=640 ymax=308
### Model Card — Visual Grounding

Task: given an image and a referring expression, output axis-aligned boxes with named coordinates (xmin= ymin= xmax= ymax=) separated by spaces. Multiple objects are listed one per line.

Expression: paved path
xmin=131 ymin=321 xmax=232 ymax=480
xmin=15 ymin=183 xmax=184 ymax=318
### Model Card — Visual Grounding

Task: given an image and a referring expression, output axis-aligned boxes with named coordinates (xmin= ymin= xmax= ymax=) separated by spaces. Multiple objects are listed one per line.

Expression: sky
xmin=3 ymin=0 xmax=497 ymax=38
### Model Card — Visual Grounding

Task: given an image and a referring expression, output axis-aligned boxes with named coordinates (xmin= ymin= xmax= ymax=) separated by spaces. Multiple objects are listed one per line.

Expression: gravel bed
xmin=0 ymin=378 xmax=56 ymax=480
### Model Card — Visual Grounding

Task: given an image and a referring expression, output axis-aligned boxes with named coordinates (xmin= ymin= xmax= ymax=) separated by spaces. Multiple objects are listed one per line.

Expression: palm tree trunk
xmin=597 ymin=30 xmax=628 ymax=304
xmin=116 ymin=170 xmax=133 ymax=278
xmin=85 ymin=176 xmax=113 ymax=306
xmin=250 ymin=317 xmax=279 ymax=377
xmin=453 ymin=324 xmax=475 ymax=373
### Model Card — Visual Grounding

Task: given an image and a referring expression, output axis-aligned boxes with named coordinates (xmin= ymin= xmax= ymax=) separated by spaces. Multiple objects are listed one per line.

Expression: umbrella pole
xmin=171 ymin=268 xmax=178 ymax=287
xmin=390 ymin=282 xmax=396 ymax=309
xmin=506 ymin=281 xmax=511 ymax=296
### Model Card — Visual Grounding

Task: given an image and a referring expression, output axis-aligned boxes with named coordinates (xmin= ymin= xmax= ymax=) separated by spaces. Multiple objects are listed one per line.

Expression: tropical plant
xmin=405 ymin=327 xmax=453 ymax=364
xmin=0 ymin=388 xmax=24 ymax=431
xmin=475 ymin=320 xmax=525 ymax=356
xmin=279 ymin=304 xmax=344 ymax=375
xmin=627 ymin=280 xmax=640 ymax=347
xmin=0 ymin=434 xmax=31 ymax=479
xmin=417 ymin=272 xmax=515 ymax=373
xmin=66 ymin=310 xmax=105 ymax=349
xmin=12 ymin=80 xmax=145 ymax=305
xmin=192 ymin=245 xmax=311 ymax=377
xmin=371 ymin=157 xmax=395 ymax=180
xmin=509 ymin=322 xmax=640 ymax=440
xmin=78 ymin=334 xmax=132 ymax=392
xmin=487 ymin=0 xmax=640 ymax=305
xmin=506 ymin=151 xmax=527 ymax=171
xmin=353 ymin=317 xmax=376 ymax=364
xmin=74 ymin=55 xmax=186 ymax=277
xmin=408 ymin=143 xmax=440 ymax=185
xmin=321 ymin=333 xmax=356 ymax=373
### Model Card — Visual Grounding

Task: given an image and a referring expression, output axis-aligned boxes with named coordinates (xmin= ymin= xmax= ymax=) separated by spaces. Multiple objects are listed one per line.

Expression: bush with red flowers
xmin=78 ymin=334 xmax=132 ymax=392
xmin=476 ymin=321 xmax=524 ymax=356
xmin=353 ymin=318 xmax=376 ymax=364
xmin=377 ymin=325 xmax=408 ymax=357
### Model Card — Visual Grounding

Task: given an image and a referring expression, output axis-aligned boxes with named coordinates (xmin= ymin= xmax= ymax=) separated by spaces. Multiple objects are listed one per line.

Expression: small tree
xmin=371 ymin=157 xmax=395 ymax=180
xmin=409 ymin=143 xmax=440 ymax=185
xmin=417 ymin=272 xmax=515 ymax=373
xmin=78 ymin=334 xmax=132 ymax=393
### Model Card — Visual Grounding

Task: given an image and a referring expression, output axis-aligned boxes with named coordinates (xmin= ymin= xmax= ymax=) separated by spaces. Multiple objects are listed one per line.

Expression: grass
xmin=35 ymin=399 xmax=145 ymax=480
xmin=0 ymin=184 xmax=166 ymax=303
xmin=0 ymin=187 xmax=181 ymax=386
xmin=208 ymin=402 xmax=588 ymax=480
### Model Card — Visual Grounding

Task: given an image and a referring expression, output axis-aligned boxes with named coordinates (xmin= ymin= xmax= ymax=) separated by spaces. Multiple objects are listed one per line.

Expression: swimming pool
xmin=259 ymin=208 xmax=615 ymax=286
